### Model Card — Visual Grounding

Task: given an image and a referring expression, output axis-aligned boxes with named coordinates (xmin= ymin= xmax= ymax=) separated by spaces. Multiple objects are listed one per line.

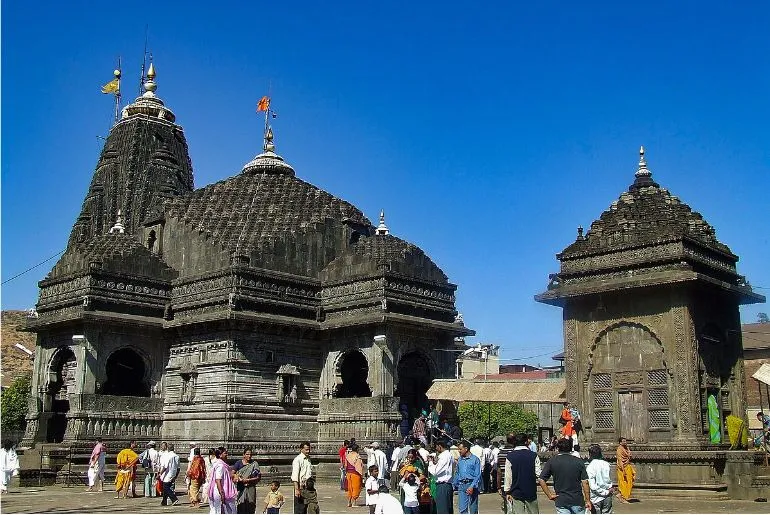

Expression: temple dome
xmin=560 ymin=147 xmax=733 ymax=259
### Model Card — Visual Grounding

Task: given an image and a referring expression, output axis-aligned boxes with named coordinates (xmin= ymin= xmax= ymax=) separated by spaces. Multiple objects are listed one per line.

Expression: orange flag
xmin=257 ymin=96 xmax=270 ymax=112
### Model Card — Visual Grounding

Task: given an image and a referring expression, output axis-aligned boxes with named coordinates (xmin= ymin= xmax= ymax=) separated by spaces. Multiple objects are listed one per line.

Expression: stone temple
xmin=23 ymin=65 xmax=473 ymax=469
xmin=536 ymin=148 xmax=767 ymax=498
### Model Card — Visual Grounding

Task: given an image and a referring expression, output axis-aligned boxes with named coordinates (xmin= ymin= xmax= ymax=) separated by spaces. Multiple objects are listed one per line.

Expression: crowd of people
xmin=89 ymin=438 xmax=288 ymax=514
xmin=503 ymin=433 xmax=635 ymax=514
xmin=9 ymin=404 xmax=768 ymax=513
xmin=340 ymin=436 xmax=483 ymax=514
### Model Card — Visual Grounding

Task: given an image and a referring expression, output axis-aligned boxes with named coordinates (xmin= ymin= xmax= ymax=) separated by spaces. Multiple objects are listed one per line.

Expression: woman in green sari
xmin=708 ymin=394 xmax=721 ymax=444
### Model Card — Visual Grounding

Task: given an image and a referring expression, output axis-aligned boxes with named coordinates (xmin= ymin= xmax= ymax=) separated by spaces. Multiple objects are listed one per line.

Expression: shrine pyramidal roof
xmin=48 ymin=232 xmax=177 ymax=282
xmin=559 ymin=147 xmax=733 ymax=260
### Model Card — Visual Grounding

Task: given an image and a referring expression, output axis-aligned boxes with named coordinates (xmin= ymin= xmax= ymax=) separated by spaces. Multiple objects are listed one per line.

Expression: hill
xmin=1 ymin=310 xmax=36 ymax=387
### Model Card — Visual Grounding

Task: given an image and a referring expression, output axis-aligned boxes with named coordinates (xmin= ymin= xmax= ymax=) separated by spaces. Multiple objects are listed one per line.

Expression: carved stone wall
xmin=565 ymin=288 xmax=708 ymax=445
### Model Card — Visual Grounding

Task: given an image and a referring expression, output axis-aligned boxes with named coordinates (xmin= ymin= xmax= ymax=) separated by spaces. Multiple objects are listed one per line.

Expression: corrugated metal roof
xmin=426 ymin=379 xmax=566 ymax=403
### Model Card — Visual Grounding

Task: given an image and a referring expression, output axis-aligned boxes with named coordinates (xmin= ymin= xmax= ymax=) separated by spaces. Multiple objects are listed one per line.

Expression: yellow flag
xmin=101 ymin=78 xmax=120 ymax=94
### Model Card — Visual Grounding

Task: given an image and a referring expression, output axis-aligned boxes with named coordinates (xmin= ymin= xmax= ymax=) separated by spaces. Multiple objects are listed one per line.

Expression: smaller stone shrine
xmin=536 ymin=147 xmax=766 ymax=498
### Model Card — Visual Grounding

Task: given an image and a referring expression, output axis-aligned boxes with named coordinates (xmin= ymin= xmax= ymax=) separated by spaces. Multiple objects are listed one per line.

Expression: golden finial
xmin=147 ymin=61 xmax=156 ymax=80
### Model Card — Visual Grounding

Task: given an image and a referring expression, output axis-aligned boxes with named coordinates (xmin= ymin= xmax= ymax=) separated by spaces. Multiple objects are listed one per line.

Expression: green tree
xmin=1 ymin=373 xmax=31 ymax=434
xmin=458 ymin=402 xmax=539 ymax=440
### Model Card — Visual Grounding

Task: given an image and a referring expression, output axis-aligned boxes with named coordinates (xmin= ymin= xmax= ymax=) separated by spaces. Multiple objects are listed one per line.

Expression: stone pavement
xmin=1 ymin=482 xmax=768 ymax=514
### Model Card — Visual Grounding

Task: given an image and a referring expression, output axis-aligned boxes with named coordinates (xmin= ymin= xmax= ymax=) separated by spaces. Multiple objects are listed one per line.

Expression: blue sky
xmin=2 ymin=1 xmax=768 ymax=364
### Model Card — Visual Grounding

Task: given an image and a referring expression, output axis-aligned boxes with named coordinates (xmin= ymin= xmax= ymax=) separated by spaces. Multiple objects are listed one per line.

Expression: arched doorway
xmin=46 ymin=347 xmax=77 ymax=443
xmin=334 ymin=350 xmax=372 ymax=398
xmin=589 ymin=323 xmax=670 ymax=443
xmin=396 ymin=352 xmax=433 ymax=426
xmin=102 ymin=348 xmax=150 ymax=397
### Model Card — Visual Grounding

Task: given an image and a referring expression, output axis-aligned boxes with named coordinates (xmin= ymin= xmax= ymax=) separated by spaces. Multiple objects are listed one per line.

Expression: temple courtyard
xmin=1 ymin=482 xmax=768 ymax=514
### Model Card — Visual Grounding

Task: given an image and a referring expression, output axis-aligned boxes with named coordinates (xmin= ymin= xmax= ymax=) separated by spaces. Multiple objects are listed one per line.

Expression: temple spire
xmin=375 ymin=210 xmax=389 ymax=235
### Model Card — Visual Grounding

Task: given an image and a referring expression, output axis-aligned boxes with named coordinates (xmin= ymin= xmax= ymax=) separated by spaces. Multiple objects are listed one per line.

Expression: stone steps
xmin=632 ymin=482 xmax=730 ymax=501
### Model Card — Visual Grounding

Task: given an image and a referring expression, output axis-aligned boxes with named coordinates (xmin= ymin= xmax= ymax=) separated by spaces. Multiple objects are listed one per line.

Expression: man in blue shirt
xmin=452 ymin=441 xmax=482 ymax=514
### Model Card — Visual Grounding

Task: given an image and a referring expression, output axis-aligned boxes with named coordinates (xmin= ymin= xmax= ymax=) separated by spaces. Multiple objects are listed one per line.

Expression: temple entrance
xmin=102 ymin=348 xmax=150 ymax=397
xmin=334 ymin=350 xmax=371 ymax=398
xmin=619 ymin=391 xmax=647 ymax=443
xmin=46 ymin=347 xmax=77 ymax=443
xmin=396 ymin=352 xmax=433 ymax=424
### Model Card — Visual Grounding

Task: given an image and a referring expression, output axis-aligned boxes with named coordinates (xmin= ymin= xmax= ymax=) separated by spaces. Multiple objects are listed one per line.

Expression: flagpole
xmin=264 ymin=80 xmax=273 ymax=150
xmin=114 ymin=56 xmax=122 ymax=124
xmin=139 ymin=25 xmax=148 ymax=95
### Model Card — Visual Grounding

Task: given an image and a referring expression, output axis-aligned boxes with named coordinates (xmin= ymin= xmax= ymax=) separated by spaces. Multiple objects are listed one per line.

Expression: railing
xmin=319 ymin=395 xmax=399 ymax=415
xmin=72 ymin=394 xmax=163 ymax=413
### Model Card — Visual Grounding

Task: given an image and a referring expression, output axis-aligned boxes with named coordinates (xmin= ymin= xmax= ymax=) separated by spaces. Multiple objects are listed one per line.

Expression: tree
xmin=1 ymin=373 xmax=31 ymax=434
xmin=758 ymin=312 xmax=769 ymax=324
xmin=458 ymin=402 xmax=539 ymax=441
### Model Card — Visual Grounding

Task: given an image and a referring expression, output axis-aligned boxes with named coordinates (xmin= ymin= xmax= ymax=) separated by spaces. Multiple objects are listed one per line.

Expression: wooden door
xmin=619 ymin=391 xmax=647 ymax=443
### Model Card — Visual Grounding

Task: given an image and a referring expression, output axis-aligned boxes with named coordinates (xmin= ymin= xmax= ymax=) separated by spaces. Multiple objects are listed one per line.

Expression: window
xmin=592 ymin=373 xmax=614 ymax=430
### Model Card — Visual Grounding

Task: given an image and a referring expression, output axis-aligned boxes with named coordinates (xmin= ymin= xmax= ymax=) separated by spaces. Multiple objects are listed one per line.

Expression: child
xmin=398 ymin=473 xmax=420 ymax=514
xmin=263 ymin=480 xmax=285 ymax=514
xmin=365 ymin=465 xmax=380 ymax=514
xmin=301 ymin=477 xmax=320 ymax=514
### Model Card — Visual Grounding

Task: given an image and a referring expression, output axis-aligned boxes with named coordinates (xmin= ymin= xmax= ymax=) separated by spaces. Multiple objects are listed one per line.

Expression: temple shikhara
xmin=23 ymin=64 xmax=473 ymax=469
xmin=537 ymin=147 xmax=766 ymax=497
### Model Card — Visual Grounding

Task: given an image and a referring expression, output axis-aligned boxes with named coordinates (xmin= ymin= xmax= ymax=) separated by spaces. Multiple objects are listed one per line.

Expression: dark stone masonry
xmin=23 ymin=66 xmax=473 ymax=472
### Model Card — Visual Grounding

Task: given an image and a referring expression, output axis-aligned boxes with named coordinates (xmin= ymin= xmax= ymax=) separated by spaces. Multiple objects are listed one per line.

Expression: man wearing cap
xmin=142 ymin=441 xmax=159 ymax=497
xmin=366 ymin=442 xmax=388 ymax=481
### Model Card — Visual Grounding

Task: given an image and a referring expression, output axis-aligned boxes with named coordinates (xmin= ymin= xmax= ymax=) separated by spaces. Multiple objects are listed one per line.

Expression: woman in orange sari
xmin=560 ymin=402 xmax=575 ymax=440
xmin=616 ymin=437 xmax=635 ymax=503
xmin=344 ymin=443 xmax=365 ymax=507
xmin=114 ymin=441 xmax=140 ymax=499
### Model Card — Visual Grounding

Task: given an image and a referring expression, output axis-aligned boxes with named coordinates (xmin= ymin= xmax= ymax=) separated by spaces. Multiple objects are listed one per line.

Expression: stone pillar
xmin=373 ymin=334 xmax=388 ymax=396
xmin=672 ymin=305 xmax=702 ymax=442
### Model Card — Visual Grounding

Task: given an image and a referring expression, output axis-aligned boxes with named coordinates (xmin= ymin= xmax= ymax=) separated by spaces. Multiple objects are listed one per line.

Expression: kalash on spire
xmin=241 ymin=95 xmax=294 ymax=175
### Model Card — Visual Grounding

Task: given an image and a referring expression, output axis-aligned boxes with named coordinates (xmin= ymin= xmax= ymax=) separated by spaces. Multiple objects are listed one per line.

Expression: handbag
xmin=156 ymin=477 xmax=163 ymax=495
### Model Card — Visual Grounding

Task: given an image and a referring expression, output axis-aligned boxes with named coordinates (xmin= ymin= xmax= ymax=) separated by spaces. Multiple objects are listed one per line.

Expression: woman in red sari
xmin=344 ymin=443 xmax=365 ymax=507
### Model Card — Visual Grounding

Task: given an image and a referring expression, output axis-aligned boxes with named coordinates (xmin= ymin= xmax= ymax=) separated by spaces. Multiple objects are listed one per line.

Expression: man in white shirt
xmin=390 ymin=441 xmax=404 ymax=491
xmin=586 ymin=444 xmax=613 ymax=513
xmin=366 ymin=442 xmax=388 ymax=480
xmin=291 ymin=441 xmax=313 ymax=514
xmin=142 ymin=441 xmax=160 ymax=497
xmin=481 ymin=444 xmax=492 ymax=493
xmin=373 ymin=485 xmax=404 ymax=514
xmin=504 ymin=433 xmax=542 ymax=514
xmin=427 ymin=439 xmax=454 ymax=514
xmin=488 ymin=443 xmax=500 ymax=494
xmin=158 ymin=443 xmax=180 ymax=506
xmin=365 ymin=464 xmax=380 ymax=514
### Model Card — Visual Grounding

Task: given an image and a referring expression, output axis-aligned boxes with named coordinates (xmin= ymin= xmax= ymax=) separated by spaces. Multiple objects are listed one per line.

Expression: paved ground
xmin=1 ymin=482 xmax=768 ymax=514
